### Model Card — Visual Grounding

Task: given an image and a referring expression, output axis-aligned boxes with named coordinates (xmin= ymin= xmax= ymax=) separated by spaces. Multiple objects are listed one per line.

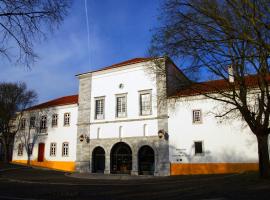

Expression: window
xmin=50 ymin=143 xmax=57 ymax=156
xmin=64 ymin=113 xmax=70 ymax=126
xmin=18 ymin=143 xmax=23 ymax=156
xmin=95 ymin=97 xmax=105 ymax=120
xmin=62 ymin=142 xmax=69 ymax=156
xmin=193 ymin=110 xmax=202 ymax=123
xmin=52 ymin=114 xmax=58 ymax=127
xmin=40 ymin=115 xmax=47 ymax=132
xmin=116 ymin=94 xmax=127 ymax=118
xmin=30 ymin=117 xmax=35 ymax=128
xmin=20 ymin=118 xmax=26 ymax=130
xmin=139 ymin=91 xmax=152 ymax=116
xmin=28 ymin=143 xmax=33 ymax=155
xmin=194 ymin=141 xmax=204 ymax=155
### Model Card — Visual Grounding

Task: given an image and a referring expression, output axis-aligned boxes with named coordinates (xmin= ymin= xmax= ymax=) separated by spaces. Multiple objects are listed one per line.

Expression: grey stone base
xmin=85 ymin=136 xmax=170 ymax=176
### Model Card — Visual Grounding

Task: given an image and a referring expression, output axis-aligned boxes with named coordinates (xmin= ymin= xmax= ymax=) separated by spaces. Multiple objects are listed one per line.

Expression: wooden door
xmin=38 ymin=143 xmax=45 ymax=162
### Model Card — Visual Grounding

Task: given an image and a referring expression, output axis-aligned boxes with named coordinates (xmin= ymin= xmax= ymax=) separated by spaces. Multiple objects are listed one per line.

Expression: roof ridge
xmin=26 ymin=94 xmax=78 ymax=111
xmin=76 ymin=57 xmax=161 ymax=76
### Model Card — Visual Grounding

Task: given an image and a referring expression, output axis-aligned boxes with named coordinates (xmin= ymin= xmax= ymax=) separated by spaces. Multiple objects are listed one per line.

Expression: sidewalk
xmin=67 ymin=172 xmax=159 ymax=180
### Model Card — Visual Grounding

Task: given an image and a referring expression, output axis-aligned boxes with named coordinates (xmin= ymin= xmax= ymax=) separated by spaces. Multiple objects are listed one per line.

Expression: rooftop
xmin=26 ymin=95 xmax=78 ymax=111
xmin=76 ymin=57 xmax=158 ymax=76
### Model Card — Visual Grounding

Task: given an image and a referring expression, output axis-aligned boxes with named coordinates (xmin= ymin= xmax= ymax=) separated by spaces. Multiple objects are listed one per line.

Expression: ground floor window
xmin=62 ymin=142 xmax=69 ymax=156
xmin=194 ymin=141 xmax=204 ymax=155
xmin=18 ymin=143 xmax=23 ymax=156
xmin=50 ymin=143 xmax=57 ymax=156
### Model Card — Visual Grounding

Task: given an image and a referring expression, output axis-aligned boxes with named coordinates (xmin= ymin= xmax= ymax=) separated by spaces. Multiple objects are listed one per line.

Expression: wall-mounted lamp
xmin=79 ymin=134 xmax=90 ymax=143
xmin=158 ymin=129 xmax=169 ymax=140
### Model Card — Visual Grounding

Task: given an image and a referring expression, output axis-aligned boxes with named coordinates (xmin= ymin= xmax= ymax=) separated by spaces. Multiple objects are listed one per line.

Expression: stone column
xmin=131 ymin=150 xmax=138 ymax=175
xmin=75 ymin=74 xmax=92 ymax=172
xmin=155 ymin=60 xmax=170 ymax=176
xmin=104 ymin=154 xmax=110 ymax=174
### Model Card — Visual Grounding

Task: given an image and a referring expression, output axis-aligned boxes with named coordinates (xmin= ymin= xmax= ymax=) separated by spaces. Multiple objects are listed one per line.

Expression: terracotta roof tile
xmin=77 ymin=57 xmax=157 ymax=76
xmin=26 ymin=95 xmax=78 ymax=111
xmin=170 ymin=75 xmax=270 ymax=98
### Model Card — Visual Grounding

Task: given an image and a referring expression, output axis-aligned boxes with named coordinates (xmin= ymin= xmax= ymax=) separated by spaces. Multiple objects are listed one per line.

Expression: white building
xmin=12 ymin=57 xmax=261 ymax=175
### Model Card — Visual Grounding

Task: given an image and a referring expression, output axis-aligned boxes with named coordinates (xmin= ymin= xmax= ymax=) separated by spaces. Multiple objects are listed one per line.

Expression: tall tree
xmin=0 ymin=82 xmax=37 ymax=162
xmin=0 ymin=0 xmax=71 ymax=67
xmin=150 ymin=0 xmax=270 ymax=178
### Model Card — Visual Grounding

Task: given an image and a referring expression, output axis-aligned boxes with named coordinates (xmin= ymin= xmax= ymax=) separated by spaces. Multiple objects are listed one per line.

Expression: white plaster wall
xmin=12 ymin=104 xmax=78 ymax=162
xmin=90 ymin=120 xmax=158 ymax=139
xmin=89 ymin=63 xmax=159 ymax=139
xmin=168 ymin=96 xmax=259 ymax=164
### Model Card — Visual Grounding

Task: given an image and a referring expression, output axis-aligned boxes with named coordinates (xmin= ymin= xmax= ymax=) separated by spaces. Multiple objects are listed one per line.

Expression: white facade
xmin=168 ymin=96 xmax=258 ymax=163
xmin=12 ymin=102 xmax=78 ymax=171
xmin=12 ymin=57 xmax=263 ymax=175
xmin=89 ymin=63 xmax=159 ymax=139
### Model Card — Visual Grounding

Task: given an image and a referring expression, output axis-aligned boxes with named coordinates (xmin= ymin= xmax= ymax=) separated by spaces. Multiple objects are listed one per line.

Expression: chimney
xmin=228 ymin=65 xmax=234 ymax=83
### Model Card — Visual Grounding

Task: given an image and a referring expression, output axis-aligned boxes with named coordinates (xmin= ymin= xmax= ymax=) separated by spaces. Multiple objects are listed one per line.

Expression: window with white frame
xmin=116 ymin=94 xmax=127 ymax=118
xmin=18 ymin=143 xmax=23 ymax=156
xmin=194 ymin=141 xmax=204 ymax=155
xmin=62 ymin=142 xmax=69 ymax=156
xmin=30 ymin=116 xmax=35 ymax=128
xmin=40 ymin=115 xmax=47 ymax=131
xmin=28 ymin=143 xmax=33 ymax=155
xmin=192 ymin=110 xmax=202 ymax=123
xmin=64 ymin=113 xmax=70 ymax=126
xmin=95 ymin=97 xmax=105 ymax=120
xmin=52 ymin=114 xmax=58 ymax=127
xmin=50 ymin=143 xmax=57 ymax=156
xmin=139 ymin=91 xmax=152 ymax=116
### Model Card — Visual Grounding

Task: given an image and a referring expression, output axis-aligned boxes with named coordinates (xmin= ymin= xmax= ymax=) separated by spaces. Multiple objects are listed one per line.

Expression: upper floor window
xmin=50 ymin=143 xmax=57 ymax=156
xmin=30 ymin=116 xmax=35 ymax=128
xmin=40 ymin=115 xmax=47 ymax=131
xmin=62 ymin=142 xmax=69 ymax=156
xmin=95 ymin=97 xmax=105 ymax=120
xmin=64 ymin=113 xmax=70 ymax=126
xmin=116 ymin=94 xmax=127 ymax=118
xmin=193 ymin=110 xmax=202 ymax=124
xmin=52 ymin=114 xmax=58 ymax=127
xmin=18 ymin=143 xmax=23 ymax=156
xmin=139 ymin=91 xmax=152 ymax=116
xmin=20 ymin=118 xmax=26 ymax=130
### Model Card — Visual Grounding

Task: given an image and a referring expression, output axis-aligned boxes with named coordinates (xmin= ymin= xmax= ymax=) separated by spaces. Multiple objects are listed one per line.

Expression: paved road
xmin=0 ymin=166 xmax=269 ymax=200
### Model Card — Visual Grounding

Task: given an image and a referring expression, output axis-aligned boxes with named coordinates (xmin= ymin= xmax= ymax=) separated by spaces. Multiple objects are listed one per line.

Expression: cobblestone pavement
xmin=0 ymin=164 xmax=269 ymax=200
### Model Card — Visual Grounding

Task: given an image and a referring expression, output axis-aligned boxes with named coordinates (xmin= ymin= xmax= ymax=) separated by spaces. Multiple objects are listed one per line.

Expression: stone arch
xmin=138 ymin=145 xmax=155 ymax=175
xmin=92 ymin=146 xmax=105 ymax=173
xmin=110 ymin=142 xmax=132 ymax=174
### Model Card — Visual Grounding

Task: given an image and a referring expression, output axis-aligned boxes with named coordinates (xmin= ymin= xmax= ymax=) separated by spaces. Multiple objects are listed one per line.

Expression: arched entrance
xmin=110 ymin=142 xmax=132 ymax=174
xmin=92 ymin=146 xmax=105 ymax=173
xmin=138 ymin=145 xmax=155 ymax=175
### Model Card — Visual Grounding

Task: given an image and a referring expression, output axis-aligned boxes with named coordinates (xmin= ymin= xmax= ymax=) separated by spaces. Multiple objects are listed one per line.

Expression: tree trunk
xmin=27 ymin=154 xmax=30 ymax=165
xmin=256 ymin=134 xmax=270 ymax=178
xmin=2 ymin=143 xmax=9 ymax=163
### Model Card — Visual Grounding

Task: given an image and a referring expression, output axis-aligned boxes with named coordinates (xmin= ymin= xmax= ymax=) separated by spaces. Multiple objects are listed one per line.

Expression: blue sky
xmin=0 ymin=0 xmax=161 ymax=103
